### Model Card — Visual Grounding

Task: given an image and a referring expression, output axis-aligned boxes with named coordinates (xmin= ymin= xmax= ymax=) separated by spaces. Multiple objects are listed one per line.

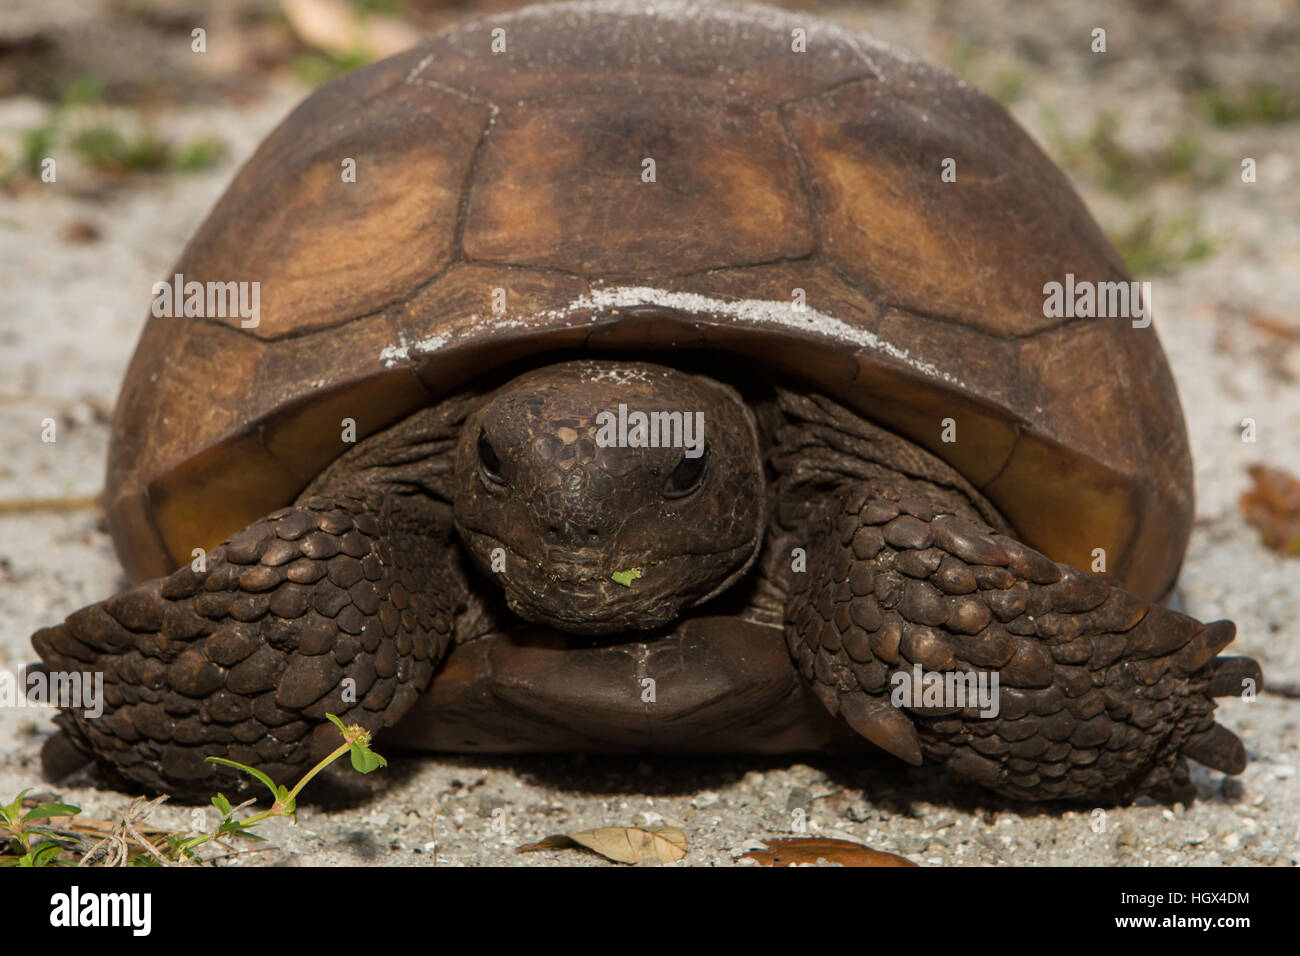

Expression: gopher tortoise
xmin=33 ymin=0 xmax=1260 ymax=804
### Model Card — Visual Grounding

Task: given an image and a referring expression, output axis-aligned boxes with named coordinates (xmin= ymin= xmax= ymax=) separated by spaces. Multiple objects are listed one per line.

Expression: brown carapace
xmin=33 ymin=1 xmax=1259 ymax=805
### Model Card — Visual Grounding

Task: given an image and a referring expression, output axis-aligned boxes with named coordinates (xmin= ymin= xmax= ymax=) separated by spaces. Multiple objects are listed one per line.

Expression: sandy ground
xmin=0 ymin=0 xmax=1297 ymax=865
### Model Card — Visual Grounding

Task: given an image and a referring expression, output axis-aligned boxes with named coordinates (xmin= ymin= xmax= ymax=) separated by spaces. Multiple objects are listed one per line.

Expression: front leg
xmin=786 ymin=482 xmax=1262 ymax=804
xmin=32 ymin=492 xmax=464 ymax=796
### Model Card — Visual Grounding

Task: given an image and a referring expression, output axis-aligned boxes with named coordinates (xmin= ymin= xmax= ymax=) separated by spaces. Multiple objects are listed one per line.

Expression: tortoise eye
xmin=664 ymin=444 xmax=708 ymax=499
xmin=478 ymin=429 xmax=506 ymax=486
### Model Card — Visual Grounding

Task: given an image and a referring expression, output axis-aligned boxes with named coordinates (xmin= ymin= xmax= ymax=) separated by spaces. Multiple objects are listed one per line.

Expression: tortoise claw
xmin=838 ymin=693 xmax=922 ymax=765
xmin=1183 ymin=723 xmax=1248 ymax=775
xmin=40 ymin=727 xmax=94 ymax=783
xmin=1204 ymin=655 xmax=1264 ymax=698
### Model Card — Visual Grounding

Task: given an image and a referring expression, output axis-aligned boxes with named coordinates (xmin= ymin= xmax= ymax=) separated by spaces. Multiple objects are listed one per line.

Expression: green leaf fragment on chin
xmin=611 ymin=568 xmax=643 ymax=587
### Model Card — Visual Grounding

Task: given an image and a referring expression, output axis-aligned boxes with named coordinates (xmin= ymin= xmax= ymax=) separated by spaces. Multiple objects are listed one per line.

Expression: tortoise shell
xmin=106 ymin=0 xmax=1192 ymax=603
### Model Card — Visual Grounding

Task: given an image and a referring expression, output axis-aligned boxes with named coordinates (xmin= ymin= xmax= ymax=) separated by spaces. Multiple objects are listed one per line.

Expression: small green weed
xmin=1110 ymin=212 xmax=1214 ymax=275
xmin=1199 ymin=84 xmax=1300 ymax=126
xmin=0 ymin=790 xmax=81 ymax=867
xmin=0 ymin=714 xmax=386 ymax=867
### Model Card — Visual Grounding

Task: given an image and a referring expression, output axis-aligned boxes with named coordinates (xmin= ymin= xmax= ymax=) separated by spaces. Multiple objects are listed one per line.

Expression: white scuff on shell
xmin=582 ymin=365 xmax=657 ymax=384
xmin=571 ymin=285 xmax=966 ymax=388
xmin=376 ymin=285 xmax=963 ymax=388
xmin=378 ymin=344 xmax=408 ymax=367
xmin=379 ymin=331 xmax=450 ymax=368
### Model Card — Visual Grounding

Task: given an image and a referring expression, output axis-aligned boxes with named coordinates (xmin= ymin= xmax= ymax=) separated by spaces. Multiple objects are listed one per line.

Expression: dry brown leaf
xmin=1240 ymin=464 xmax=1300 ymax=555
xmin=740 ymin=837 xmax=916 ymax=867
xmin=281 ymin=0 xmax=421 ymax=59
xmin=61 ymin=219 xmax=101 ymax=243
xmin=1248 ymin=310 xmax=1300 ymax=343
xmin=517 ymin=826 xmax=687 ymax=864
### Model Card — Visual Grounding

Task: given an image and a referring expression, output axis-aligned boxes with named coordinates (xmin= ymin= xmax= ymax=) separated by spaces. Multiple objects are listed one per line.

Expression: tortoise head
xmin=453 ymin=360 xmax=765 ymax=634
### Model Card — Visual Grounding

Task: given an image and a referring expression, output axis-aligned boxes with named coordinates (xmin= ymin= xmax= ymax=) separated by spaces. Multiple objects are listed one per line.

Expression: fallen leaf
xmin=740 ymin=837 xmax=916 ymax=867
xmin=1240 ymin=464 xmax=1300 ymax=554
xmin=518 ymin=826 xmax=687 ymax=863
xmin=282 ymin=0 xmax=421 ymax=59
xmin=61 ymin=219 xmax=100 ymax=243
xmin=1248 ymin=310 xmax=1300 ymax=343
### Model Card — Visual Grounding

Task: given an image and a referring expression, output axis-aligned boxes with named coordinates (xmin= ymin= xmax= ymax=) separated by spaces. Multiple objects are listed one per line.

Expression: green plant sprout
xmin=3 ymin=103 xmax=224 ymax=186
xmin=176 ymin=713 xmax=387 ymax=862
xmin=0 ymin=715 xmax=386 ymax=866
xmin=1111 ymin=212 xmax=1214 ymax=275
xmin=0 ymin=789 xmax=81 ymax=867
xmin=69 ymin=125 xmax=225 ymax=175
xmin=1199 ymin=83 xmax=1300 ymax=127
xmin=290 ymin=46 xmax=374 ymax=86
